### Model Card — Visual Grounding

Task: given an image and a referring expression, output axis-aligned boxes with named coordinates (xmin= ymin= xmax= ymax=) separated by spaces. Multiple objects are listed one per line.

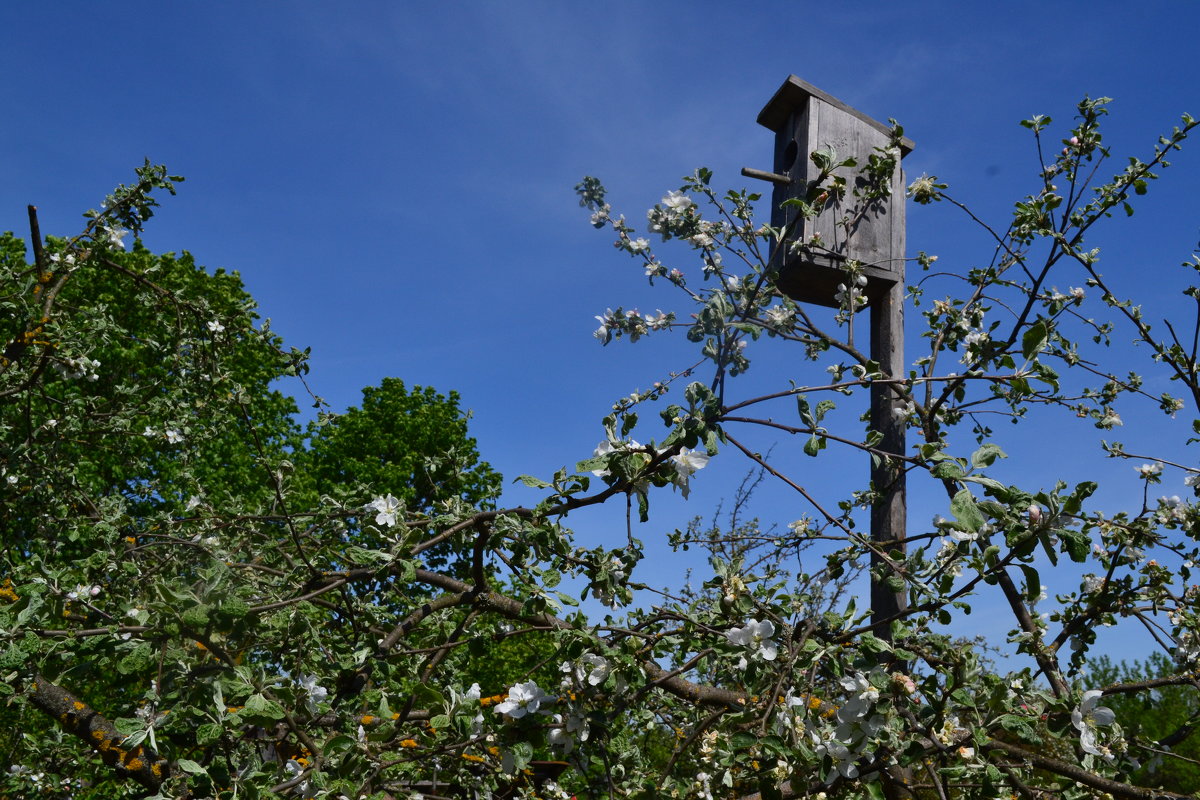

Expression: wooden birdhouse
xmin=750 ymin=75 xmax=914 ymax=308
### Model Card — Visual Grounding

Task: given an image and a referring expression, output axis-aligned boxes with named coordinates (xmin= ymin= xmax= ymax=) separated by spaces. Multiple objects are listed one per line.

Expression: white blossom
xmin=103 ymin=226 xmax=129 ymax=249
xmin=283 ymin=758 xmax=314 ymax=798
xmin=296 ymin=674 xmax=328 ymax=713
xmin=1072 ymin=689 xmax=1116 ymax=760
xmin=662 ymin=190 xmax=694 ymax=215
xmin=164 ymin=429 xmax=184 ymax=444
xmin=494 ymin=681 xmax=552 ymax=719
xmin=367 ymin=494 xmax=402 ymax=527
xmin=562 ymin=653 xmax=610 ymax=687
xmin=1136 ymin=462 xmax=1162 ymax=478
xmin=207 ymin=320 xmax=225 ymax=333
xmin=726 ymin=618 xmax=778 ymax=662
xmin=670 ymin=447 xmax=709 ymax=498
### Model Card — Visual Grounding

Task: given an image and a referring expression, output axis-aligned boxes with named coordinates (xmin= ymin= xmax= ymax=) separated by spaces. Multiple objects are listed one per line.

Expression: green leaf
xmin=517 ymin=474 xmax=551 ymax=489
xmin=243 ymin=693 xmax=286 ymax=722
xmin=117 ymin=642 xmax=152 ymax=675
xmin=196 ymin=723 xmax=222 ymax=746
xmin=951 ymin=489 xmax=985 ymax=532
xmin=970 ymin=443 xmax=1006 ymax=468
xmin=803 ymin=435 xmax=825 ymax=457
xmin=730 ymin=731 xmax=757 ymax=749
xmin=1018 ymin=565 xmax=1041 ymax=601
xmin=175 ymin=759 xmax=208 ymax=775
xmin=931 ymin=460 xmax=965 ymax=479
xmin=1022 ymin=319 xmax=1049 ymax=359
xmin=1060 ymin=528 xmax=1091 ymax=562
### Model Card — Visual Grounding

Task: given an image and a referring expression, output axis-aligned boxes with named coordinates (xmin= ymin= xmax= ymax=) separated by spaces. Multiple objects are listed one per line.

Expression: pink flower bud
xmin=1069 ymin=136 xmax=1080 ymax=146
xmin=1028 ymin=505 xmax=1042 ymax=525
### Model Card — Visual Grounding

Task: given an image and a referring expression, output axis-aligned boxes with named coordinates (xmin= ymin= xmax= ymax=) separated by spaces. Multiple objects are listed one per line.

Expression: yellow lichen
xmin=399 ymin=739 xmax=419 ymax=749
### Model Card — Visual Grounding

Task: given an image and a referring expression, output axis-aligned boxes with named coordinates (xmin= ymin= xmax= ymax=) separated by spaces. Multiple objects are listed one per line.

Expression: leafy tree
xmin=298 ymin=378 xmax=501 ymax=572
xmin=3 ymin=97 xmax=1200 ymax=800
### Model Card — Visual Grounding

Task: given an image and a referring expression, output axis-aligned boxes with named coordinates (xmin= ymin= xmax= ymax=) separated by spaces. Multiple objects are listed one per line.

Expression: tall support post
xmin=869 ymin=273 xmax=907 ymax=639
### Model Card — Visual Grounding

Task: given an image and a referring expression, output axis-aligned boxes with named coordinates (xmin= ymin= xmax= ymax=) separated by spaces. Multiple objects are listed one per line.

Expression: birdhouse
xmin=750 ymin=76 xmax=914 ymax=308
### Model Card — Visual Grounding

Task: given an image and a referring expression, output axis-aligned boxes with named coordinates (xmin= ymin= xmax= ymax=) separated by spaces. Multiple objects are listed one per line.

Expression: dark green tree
xmin=299 ymin=378 xmax=502 ymax=571
xmin=303 ymin=378 xmax=500 ymax=513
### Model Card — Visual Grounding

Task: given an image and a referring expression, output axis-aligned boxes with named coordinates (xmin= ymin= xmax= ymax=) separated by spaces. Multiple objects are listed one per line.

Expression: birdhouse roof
xmin=757 ymin=75 xmax=916 ymax=155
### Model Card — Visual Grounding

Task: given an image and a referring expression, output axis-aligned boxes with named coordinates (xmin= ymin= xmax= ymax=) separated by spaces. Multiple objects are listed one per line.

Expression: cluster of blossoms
xmin=805 ymin=672 xmax=891 ymax=781
xmin=593 ymin=307 xmax=674 ymax=344
xmin=1155 ymin=494 xmax=1188 ymax=524
xmin=833 ymin=274 xmax=868 ymax=310
xmin=143 ymin=426 xmax=185 ymax=444
xmin=66 ymin=584 xmax=101 ymax=601
xmin=47 ymin=251 xmax=77 ymax=268
xmin=589 ymin=439 xmax=710 ymax=499
xmin=1047 ymin=285 xmax=1086 ymax=304
xmin=545 ymin=653 xmax=612 ymax=753
xmin=54 ymin=355 xmax=100 ymax=381
xmin=932 ymin=714 xmax=972 ymax=758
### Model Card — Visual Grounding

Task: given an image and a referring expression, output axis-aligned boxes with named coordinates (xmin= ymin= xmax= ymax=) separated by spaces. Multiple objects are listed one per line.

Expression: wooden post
xmin=869 ymin=270 xmax=908 ymax=639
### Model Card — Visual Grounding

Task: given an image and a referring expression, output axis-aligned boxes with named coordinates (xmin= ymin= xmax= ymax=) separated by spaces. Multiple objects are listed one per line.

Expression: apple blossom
xmin=494 ymin=681 xmax=552 ymax=719
xmin=367 ymin=494 xmax=402 ymax=527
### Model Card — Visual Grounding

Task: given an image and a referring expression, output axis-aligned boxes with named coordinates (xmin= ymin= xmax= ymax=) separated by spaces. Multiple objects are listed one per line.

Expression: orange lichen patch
xmin=195 ymin=641 xmax=208 ymax=651
xmin=461 ymin=753 xmax=485 ymax=763
xmin=124 ymin=536 xmax=137 ymax=544
xmin=124 ymin=757 xmax=144 ymax=772
xmin=360 ymin=715 xmax=376 ymax=725
xmin=487 ymin=746 xmax=500 ymax=756
xmin=151 ymin=762 xmax=163 ymax=778
xmin=225 ymin=706 xmax=243 ymax=713
xmin=74 ymin=701 xmax=87 ymax=711
xmin=479 ymin=694 xmax=507 ymax=707
xmin=0 ymin=579 xmax=18 ymax=603
xmin=399 ymin=739 xmax=419 ymax=749
xmin=391 ymin=712 xmax=400 ymax=720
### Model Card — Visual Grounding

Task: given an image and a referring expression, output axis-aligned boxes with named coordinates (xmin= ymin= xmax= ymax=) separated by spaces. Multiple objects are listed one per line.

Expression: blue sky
xmin=5 ymin=3 xmax=1200 ymax=661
